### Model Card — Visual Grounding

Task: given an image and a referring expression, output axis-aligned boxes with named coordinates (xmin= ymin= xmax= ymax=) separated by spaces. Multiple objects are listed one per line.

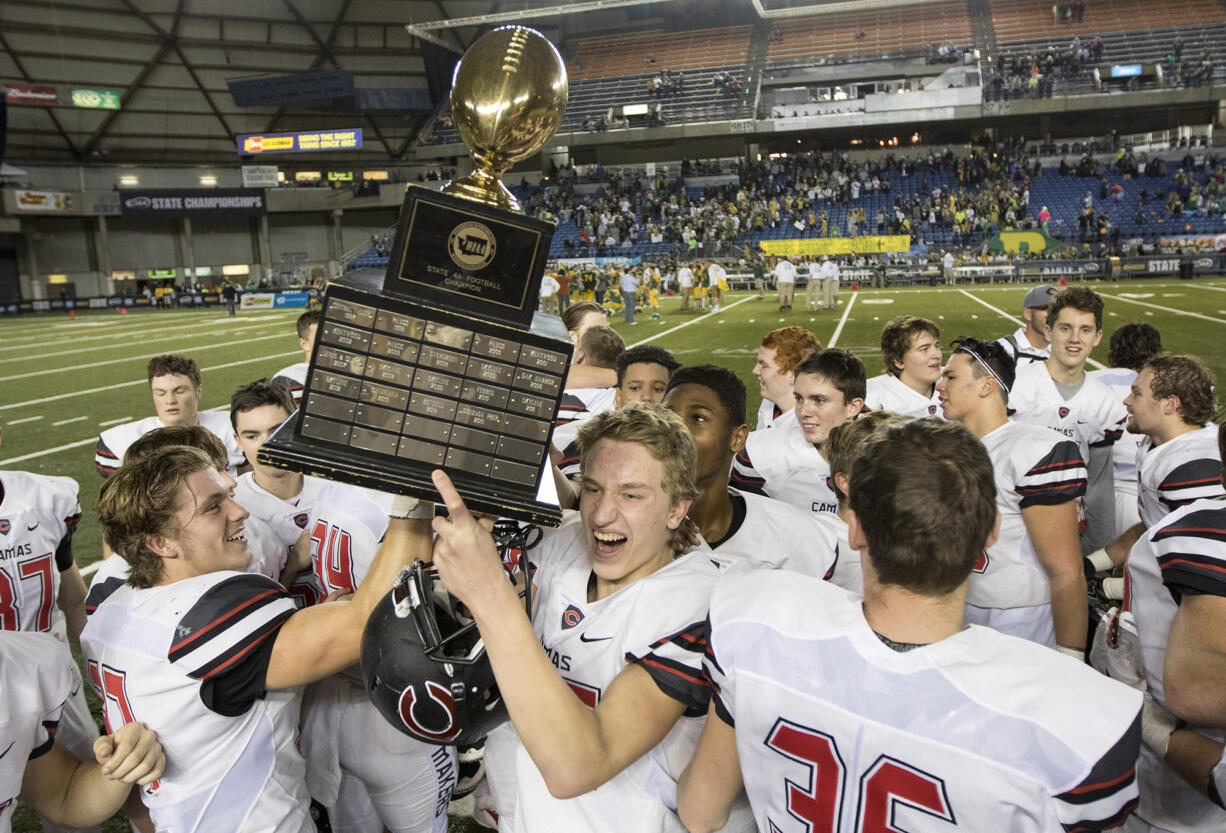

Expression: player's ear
xmin=728 ymin=424 xmax=748 ymax=455
xmin=984 ymin=511 xmax=1002 ymax=551
xmin=145 ymin=532 xmax=177 ymax=560
xmin=667 ymin=497 xmax=692 ymax=531
xmin=846 ymin=509 xmax=868 ymax=553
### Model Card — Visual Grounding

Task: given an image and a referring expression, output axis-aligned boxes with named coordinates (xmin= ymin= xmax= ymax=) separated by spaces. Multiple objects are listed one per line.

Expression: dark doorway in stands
xmin=0 ymin=236 xmax=19 ymax=304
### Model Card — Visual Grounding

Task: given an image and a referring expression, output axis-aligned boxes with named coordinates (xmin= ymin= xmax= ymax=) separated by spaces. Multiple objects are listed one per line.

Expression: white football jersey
xmin=814 ymin=511 xmax=862 ymax=593
xmin=864 ymin=373 xmax=942 ymax=418
xmin=556 ymin=387 xmax=616 ymax=427
xmin=0 ymin=470 xmax=81 ymax=635
xmin=95 ymin=411 xmax=245 ymax=478
xmin=730 ymin=424 xmax=838 ymax=516
xmin=754 ymin=400 xmax=796 ymax=432
xmin=1086 ymin=368 xmax=1142 ymax=485
xmin=1128 ymin=497 xmax=1226 ymax=832
xmin=1009 ymin=363 xmax=1126 ymax=459
xmin=270 ymin=361 xmax=309 ymax=405
xmin=509 ymin=513 xmax=751 ymax=833
xmin=81 ymin=571 xmax=307 ymax=833
xmin=235 ymin=472 xmax=328 ymax=607
xmin=706 ymin=570 xmax=1143 ymax=833
xmin=1135 ymin=425 xmax=1224 ymax=529
xmin=968 ymin=422 xmax=1086 ymax=615
xmin=996 ymin=325 xmax=1050 ymax=363
xmin=706 ymin=489 xmax=837 ymax=580
xmin=0 ymin=630 xmax=74 ymax=833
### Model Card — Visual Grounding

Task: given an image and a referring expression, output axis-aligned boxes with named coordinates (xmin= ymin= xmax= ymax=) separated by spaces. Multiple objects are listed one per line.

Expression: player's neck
xmin=771 ymin=397 xmax=794 ymax=414
xmin=962 ymin=406 xmax=1007 ymax=439
xmin=898 ymin=372 xmax=934 ymax=398
xmin=1152 ymin=419 xmax=1202 ymax=447
xmin=862 ymin=576 xmax=967 ymax=646
xmin=254 ymin=468 xmax=303 ymax=501
xmin=1045 ymin=357 xmax=1085 ymax=387
xmin=689 ymin=476 xmax=735 ymax=545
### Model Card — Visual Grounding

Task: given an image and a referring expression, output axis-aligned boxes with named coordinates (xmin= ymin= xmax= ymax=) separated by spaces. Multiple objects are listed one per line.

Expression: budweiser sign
xmin=4 ymin=83 xmax=57 ymax=106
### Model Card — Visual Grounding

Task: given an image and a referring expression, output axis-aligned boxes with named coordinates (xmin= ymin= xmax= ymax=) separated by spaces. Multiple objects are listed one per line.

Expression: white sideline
xmin=1097 ymin=292 xmax=1226 ymax=324
xmin=826 ymin=292 xmax=858 ymax=347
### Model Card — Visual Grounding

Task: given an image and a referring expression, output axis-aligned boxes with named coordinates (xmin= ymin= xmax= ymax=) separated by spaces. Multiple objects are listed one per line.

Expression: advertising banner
xmin=70 ymin=89 xmax=121 ymax=110
xmin=241 ymin=165 xmax=279 ymax=187
xmin=237 ymin=128 xmax=363 ymax=155
xmin=13 ymin=190 xmax=74 ymax=213
xmin=240 ymin=293 xmax=277 ymax=309
xmin=760 ymin=236 xmax=911 ymax=257
xmin=4 ymin=84 xmax=56 ymax=106
xmin=273 ymin=291 xmax=311 ymax=308
xmin=120 ymin=189 xmax=266 ymax=217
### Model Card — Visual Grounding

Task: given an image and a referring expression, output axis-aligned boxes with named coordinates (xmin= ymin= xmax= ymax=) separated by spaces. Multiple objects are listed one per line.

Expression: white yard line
xmin=0 ymin=333 xmax=288 ymax=381
xmin=81 ymin=561 xmax=102 ymax=578
xmin=826 ymin=292 xmax=858 ymax=347
xmin=7 ymin=415 xmax=42 ymax=425
xmin=51 ymin=416 xmax=88 ymax=426
xmin=98 ymin=416 xmax=133 ymax=426
xmin=629 ymin=294 xmax=756 ymax=346
xmin=0 ymin=437 xmax=97 ymax=467
xmin=0 ymin=351 xmax=300 ymax=412
xmin=1097 ymin=292 xmax=1226 ymax=325
xmin=956 ymin=288 xmax=1106 ymax=370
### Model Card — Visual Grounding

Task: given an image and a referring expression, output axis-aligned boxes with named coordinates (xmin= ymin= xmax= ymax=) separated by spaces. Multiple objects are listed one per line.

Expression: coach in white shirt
xmin=996 ymin=283 xmax=1057 ymax=364
xmin=773 ymin=256 xmax=797 ymax=311
xmin=676 ymin=262 xmax=695 ymax=311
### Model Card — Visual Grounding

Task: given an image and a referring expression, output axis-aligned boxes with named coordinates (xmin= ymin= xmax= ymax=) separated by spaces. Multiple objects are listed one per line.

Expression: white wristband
xmin=1056 ymin=645 xmax=1084 ymax=661
xmin=389 ymin=495 xmax=434 ymax=520
xmin=1142 ymin=695 xmax=1177 ymax=759
xmin=1102 ymin=577 xmax=1126 ymax=600
xmin=1087 ymin=548 xmax=1114 ymax=573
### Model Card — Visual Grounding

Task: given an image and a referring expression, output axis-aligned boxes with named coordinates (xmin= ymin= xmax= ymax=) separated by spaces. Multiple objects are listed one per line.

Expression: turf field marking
xmin=956 ymin=289 xmax=1106 ymax=369
xmin=0 ymin=333 xmax=288 ymax=381
xmin=826 ymin=292 xmax=858 ymax=347
xmin=0 ymin=350 xmax=300 ymax=412
xmin=0 ymin=312 xmax=296 ymax=353
xmin=7 ymin=415 xmax=42 ymax=425
xmin=629 ymin=294 xmax=755 ymax=347
xmin=0 ymin=437 xmax=96 ymax=467
xmin=51 ymin=416 xmax=88 ymax=426
xmin=99 ymin=416 xmax=133 ymax=426
xmin=1097 ymin=293 xmax=1226 ymax=324
xmin=1193 ymin=284 xmax=1226 ymax=293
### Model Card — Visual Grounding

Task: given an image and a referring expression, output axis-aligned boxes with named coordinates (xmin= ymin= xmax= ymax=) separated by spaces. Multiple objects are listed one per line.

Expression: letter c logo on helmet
xmin=397 ymin=680 xmax=461 ymax=743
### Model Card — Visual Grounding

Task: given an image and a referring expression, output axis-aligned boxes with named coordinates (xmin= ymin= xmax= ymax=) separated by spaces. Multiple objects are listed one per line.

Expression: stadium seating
xmin=764 ymin=1 xmax=973 ymax=66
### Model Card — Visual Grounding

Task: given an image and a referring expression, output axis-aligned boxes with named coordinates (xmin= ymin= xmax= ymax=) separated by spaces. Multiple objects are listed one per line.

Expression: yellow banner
xmin=760 ymin=236 xmax=910 ymax=256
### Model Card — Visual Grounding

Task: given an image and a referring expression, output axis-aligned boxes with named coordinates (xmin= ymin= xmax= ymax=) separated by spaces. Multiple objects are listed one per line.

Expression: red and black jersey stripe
xmin=95 ymin=439 xmax=119 ymax=478
xmin=168 ymin=574 xmax=292 ymax=671
xmin=1158 ymin=459 xmax=1224 ymax=509
xmin=1158 ymin=550 xmax=1226 ymax=600
xmin=84 ymin=576 xmax=126 ymax=616
xmin=31 ymin=717 xmax=61 ymax=759
xmin=730 ymin=450 xmax=767 ymax=495
xmin=629 ymin=650 xmax=710 ymax=716
xmin=1057 ymin=709 xmax=1140 ymax=824
xmin=1152 ymin=508 xmax=1226 ymax=546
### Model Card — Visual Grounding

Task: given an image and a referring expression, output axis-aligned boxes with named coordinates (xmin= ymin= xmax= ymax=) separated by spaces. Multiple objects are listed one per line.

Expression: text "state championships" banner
xmin=120 ymin=189 xmax=267 ymax=217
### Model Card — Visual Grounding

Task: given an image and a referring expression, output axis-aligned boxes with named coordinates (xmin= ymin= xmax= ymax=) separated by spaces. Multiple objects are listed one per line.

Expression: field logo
xmin=448 ymin=222 xmax=496 ymax=271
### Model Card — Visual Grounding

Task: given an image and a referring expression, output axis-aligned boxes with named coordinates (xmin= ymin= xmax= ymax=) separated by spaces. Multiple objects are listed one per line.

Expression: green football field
xmin=4 ymin=276 xmax=1226 ymax=831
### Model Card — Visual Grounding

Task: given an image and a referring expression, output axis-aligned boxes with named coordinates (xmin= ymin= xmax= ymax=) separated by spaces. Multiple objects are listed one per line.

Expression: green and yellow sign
xmin=71 ymin=89 xmax=121 ymax=110
xmin=761 ymin=236 xmax=911 ymax=257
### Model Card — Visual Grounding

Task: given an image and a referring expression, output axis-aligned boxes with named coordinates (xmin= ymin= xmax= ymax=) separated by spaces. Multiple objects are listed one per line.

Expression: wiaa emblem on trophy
xmin=258 ymin=25 xmax=573 ymax=526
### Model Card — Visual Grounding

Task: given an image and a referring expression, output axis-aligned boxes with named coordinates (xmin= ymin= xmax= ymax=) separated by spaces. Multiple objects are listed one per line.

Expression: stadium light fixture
xmin=119 ymin=174 xmax=139 ymax=186
xmin=199 ymin=174 xmax=218 ymax=186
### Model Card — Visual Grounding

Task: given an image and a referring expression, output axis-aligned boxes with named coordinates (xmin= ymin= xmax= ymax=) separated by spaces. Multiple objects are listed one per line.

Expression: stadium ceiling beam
xmin=747 ymin=0 xmax=946 ymax=18
xmin=405 ymin=0 xmax=684 ymax=52
xmin=0 ymin=29 xmax=79 ymax=157
xmin=114 ymin=0 xmax=236 ymax=144
xmin=262 ymin=0 xmax=353 ymax=134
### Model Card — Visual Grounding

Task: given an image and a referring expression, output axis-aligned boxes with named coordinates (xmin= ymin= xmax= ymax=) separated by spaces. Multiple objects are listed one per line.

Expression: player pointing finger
xmin=430 ymin=469 xmax=512 ymax=608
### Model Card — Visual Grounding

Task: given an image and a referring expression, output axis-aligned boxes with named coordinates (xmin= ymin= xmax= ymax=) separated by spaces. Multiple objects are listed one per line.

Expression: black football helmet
xmin=362 ymin=522 xmax=539 ymax=746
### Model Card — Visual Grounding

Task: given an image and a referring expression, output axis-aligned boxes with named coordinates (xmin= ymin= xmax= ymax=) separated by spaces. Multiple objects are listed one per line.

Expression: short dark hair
xmin=99 ymin=446 xmax=217 ymax=589
xmin=578 ymin=325 xmax=625 ymax=370
xmin=761 ymin=326 xmax=821 ymax=375
xmin=1108 ymin=322 xmax=1163 ymax=370
xmin=147 ymin=355 xmax=200 ymax=387
xmin=666 ymin=364 xmax=748 ymax=429
xmin=616 ymin=345 xmax=679 ymax=387
xmin=1048 ymin=286 xmax=1104 ymax=331
xmin=296 ymin=309 xmax=322 ymax=339
xmin=950 ymin=336 xmax=1015 ymax=404
xmin=123 ymin=425 xmax=228 ymax=470
xmin=794 ymin=348 xmax=867 ymax=405
xmin=850 ymin=419 xmax=996 ymax=596
xmin=1143 ymin=354 xmax=1217 ymax=426
xmin=230 ymin=379 xmax=296 ymax=429
xmin=562 ymin=301 xmax=604 ymax=333
xmin=881 ymin=316 xmax=940 ymax=378
xmin=826 ymin=410 xmax=909 ymax=503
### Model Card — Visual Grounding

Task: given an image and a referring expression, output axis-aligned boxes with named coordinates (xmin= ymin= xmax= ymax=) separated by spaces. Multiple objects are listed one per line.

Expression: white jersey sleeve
xmin=95 ymin=412 xmax=245 ymax=477
xmin=0 ymin=630 xmax=74 ymax=830
xmin=270 ymin=362 xmax=309 ymax=405
xmin=730 ymin=426 xmax=838 ymax=516
xmin=705 ymin=571 xmax=1143 ymax=833
xmin=0 ymin=470 xmax=82 ymax=635
xmin=711 ymin=489 xmax=838 ymax=580
xmin=863 ymin=374 xmax=941 ymax=419
xmin=1136 ymin=426 xmax=1224 ymax=529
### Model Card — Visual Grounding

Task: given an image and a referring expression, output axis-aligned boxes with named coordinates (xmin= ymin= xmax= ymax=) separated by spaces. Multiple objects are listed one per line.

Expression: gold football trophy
xmin=443 ymin=25 xmax=568 ymax=211
xmin=258 ymin=25 xmax=574 ymax=526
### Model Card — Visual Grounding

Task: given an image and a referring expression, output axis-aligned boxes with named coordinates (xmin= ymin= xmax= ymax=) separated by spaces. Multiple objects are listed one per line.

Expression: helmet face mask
xmin=363 ymin=561 xmax=510 ymax=746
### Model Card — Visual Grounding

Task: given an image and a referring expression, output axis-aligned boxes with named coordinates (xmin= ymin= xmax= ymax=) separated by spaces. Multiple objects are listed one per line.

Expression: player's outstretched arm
xmin=265 ymin=515 xmax=432 ymax=690
xmin=20 ymin=722 xmax=164 ymax=828
xmin=431 ymin=470 xmax=688 ymax=798
xmin=565 ymin=364 xmax=617 ymax=390
xmin=678 ymin=710 xmax=743 ymax=833
xmin=1163 ymin=593 xmax=1226 ymax=727
xmin=1024 ymin=501 xmax=1087 ymax=653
